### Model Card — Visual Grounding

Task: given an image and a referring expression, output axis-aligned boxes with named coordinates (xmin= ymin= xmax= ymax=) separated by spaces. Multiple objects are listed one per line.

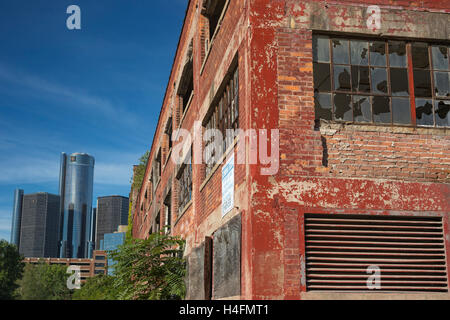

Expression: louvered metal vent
xmin=305 ymin=214 xmax=448 ymax=292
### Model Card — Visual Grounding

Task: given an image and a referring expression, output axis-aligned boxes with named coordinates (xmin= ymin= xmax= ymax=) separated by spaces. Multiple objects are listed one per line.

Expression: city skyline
xmin=0 ymin=0 xmax=187 ymax=241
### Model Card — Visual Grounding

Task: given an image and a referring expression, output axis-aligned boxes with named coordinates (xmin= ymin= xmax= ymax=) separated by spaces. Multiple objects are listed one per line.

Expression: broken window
xmin=201 ymin=0 xmax=227 ymax=44
xmin=204 ymin=65 xmax=239 ymax=177
xmin=178 ymin=40 xmax=194 ymax=115
xmin=313 ymin=35 xmax=450 ymax=127
xmin=152 ymin=150 xmax=161 ymax=191
xmin=177 ymin=148 xmax=192 ymax=214
xmin=165 ymin=116 xmax=173 ymax=154
xmin=164 ymin=191 xmax=172 ymax=234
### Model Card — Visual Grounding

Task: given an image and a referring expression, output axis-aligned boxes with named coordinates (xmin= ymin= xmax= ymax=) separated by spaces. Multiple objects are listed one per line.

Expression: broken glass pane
xmin=413 ymin=70 xmax=432 ymax=97
xmin=369 ymin=41 xmax=386 ymax=67
xmin=371 ymin=67 xmax=388 ymax=94
xmin=334 ymin=65 xmax=351 ymax=91
xmin=390 ymin=68 xmax=409 ymax=96
xmin=412 ymin=43 xmax=430 ymax=69
xmin=314 ymin=93 xmax=332 ymax=120
xmin=392 ymin=97 xmax=411 ymax=124
xmin=353 ymin=95 xmax=372 ymax=122
xmin=415 ymin=99 xmax=434 ymax=126
xmin=373 ymin=96 xmax=391 ymax=123
xmin=435 ymin=100 xmax=450 ymax=127
xmin=433 ymin=71 xmax=450 ymax=97
xmin=313 ymin=63 xmax=331 ymax=92
xmin=334 ymin=93 xmax=353 ymax=121
xmin=431 ymin=46 xmax=449 ymax=70
xmin=351 ymin=66 xmax=370 ymax=93
xmin=332 ymin=39 xmax=350 ymax=64
xmin=313 ymin=36 xmax=330 ymax=63
xmin=389 ymin=41 xmax=407 ymax=67
xmin=351 ymin=40 xmax=369 ymax=65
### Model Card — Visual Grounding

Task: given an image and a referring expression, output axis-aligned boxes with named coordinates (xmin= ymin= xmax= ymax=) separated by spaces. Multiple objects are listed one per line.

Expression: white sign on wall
xmin=222 ymin=153 xmax=234 ymax=217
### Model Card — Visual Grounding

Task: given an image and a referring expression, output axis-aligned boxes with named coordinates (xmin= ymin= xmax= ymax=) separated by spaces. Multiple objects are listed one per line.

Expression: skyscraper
xmin=95 ymin=196 xmax=129 ymax=250
xmin=10 ymin=189 xmax=24 ymax=247
xmin=19 ymin=193 xmax=60 ymax=258
xmin=58 ymin=152 xmax=95 ymax=259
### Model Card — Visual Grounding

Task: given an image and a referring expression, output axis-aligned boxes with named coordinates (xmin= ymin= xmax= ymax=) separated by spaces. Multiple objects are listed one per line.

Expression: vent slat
xmin=306 ymin=223 xmax=443 ymax=230
xmin=308 ymin=274 xmax=448 ymax=280
xmin=307 ymin=268 xmax=448 ymax=274
xmin=306 ymin=234 xmax=444 ymax=241
xmin=307 ymin=251 xmax=444 ymax=257
xmin=305 ymin=214 xmax=448 ymax=293
xmin=305 ymin=217 xmax=442 ymax=225
xmin=306 ymin=229 xmax=442 ymax=236
xmin=306 ymin=245 xmax=445 ymax=253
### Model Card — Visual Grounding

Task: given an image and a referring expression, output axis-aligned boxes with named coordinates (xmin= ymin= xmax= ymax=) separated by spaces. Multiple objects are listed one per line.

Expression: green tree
xmin=16 ymin=262 xmax=73 ymax=300
xmin=72 ymin=274 xmax=118 ymax=300
xmin=110 ymin=232 xmax=186 ymax=300
xmin=0 ymin=240 xmax=24 ymax=300
xmin=131 ymin=150 xmax=150 ymax=191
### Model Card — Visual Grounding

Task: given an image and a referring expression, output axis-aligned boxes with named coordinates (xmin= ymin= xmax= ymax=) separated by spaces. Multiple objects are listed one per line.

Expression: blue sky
xmin=0 ymin=0 xmax=187 ymax=241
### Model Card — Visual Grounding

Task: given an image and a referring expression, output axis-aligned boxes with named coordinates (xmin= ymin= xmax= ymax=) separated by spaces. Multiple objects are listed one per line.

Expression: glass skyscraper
xmin=58 ymin=152 xmax=95 ymax=258
xmin=10 ymin=189 xmax=24 ymax=247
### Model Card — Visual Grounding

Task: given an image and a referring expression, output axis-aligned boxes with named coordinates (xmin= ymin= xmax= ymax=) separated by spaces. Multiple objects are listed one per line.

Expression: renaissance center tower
xmin=58 ymin=152 xmax=95 ymax=258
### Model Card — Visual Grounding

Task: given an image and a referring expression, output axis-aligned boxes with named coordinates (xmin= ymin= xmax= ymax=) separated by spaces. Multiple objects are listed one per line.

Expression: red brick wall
xmin=132 ymin=0 xmax=450 ymax=300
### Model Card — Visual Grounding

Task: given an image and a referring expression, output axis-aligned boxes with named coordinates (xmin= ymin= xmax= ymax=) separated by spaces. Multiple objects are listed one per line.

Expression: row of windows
xmin=144 ymin=67 xmax=239 ymax=233
xmin=313 ymin=36 xmax=450 ymax=127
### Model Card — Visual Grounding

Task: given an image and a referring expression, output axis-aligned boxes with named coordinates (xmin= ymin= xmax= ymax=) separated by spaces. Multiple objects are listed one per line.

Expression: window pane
xmin=413 ymin=70 xmax=432 ymax=97
xmin=415 ymin=99 xmax=434 ymax=126
xmin=313 ymin=62 xmax=331 ymax=92
xmin=353 ymin=95 xmax=372 ymax=123
xmin=351 ymin=40 xmax=369 ymax=65
xmin=388 ymin=41 xmax=407 ymax=67
xmin=334 ymin=65 xmax=351 ymax=91
xmin=435 ymin=100 xmax=450 ymax=127
xmin=314 ymin=93 xmax=332 ymax=120
xmin=373 ymin=96 xmax=391 ymax=123
xmin=433 ymin=71 xmax=450 ymax=97
xmin=392 ymin=98 xmax=411 ymax=124
xmin=332 ymin=39 xmax=350 ymax=64
xmin=390 ymin=68 xmax=409 ymax=96
xmin=313 ymin=36 xmax=330 ymax=63
xmin=431 ymin=46 xmax=449 ymax=70
xmin=371 ymin=67 xmax=388 ymax=94
xmin=412 ymin=43 xmax=430 ymax=69
xmin=369 ymin=41 xmax=387 ymax=67
xmin=351 ymin=66 xmax=370 ymax=93
xmin=334 ymin=93 xmax=352 ymax=121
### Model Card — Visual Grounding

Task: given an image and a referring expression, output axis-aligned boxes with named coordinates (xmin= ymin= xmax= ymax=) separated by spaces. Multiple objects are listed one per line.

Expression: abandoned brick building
xmin=132 ymin=0 xmax=450 ymax=299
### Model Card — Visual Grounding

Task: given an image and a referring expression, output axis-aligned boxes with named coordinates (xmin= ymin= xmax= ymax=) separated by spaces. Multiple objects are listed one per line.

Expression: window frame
xmin=176 ymin=148 xmax=193 ymax=215
xmin=313 ymin=34 xmax=450 ymax=128
xmin=203 ymin=64 xmax=239 ymax=178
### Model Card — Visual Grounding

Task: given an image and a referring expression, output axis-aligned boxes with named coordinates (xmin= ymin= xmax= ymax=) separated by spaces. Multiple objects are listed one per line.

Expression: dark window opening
xmin=152 ymin=150 xmax=161 ymax=191
xmin=164 ymin=191 xmax=172 ymax=234
xmin=178 ymin=41 xmax=194 ymax=115
xmin=202 ymin=0 xmax=227 ymax=42
xmin=165 ymin=117 xmax=173 ymax=151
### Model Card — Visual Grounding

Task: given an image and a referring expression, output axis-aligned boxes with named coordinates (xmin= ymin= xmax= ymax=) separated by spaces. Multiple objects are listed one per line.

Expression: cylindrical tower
xmin=10 ymin=189 xmax=24 ymax=247
xmin=59 ymin=153 xmax=95 ymax=258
